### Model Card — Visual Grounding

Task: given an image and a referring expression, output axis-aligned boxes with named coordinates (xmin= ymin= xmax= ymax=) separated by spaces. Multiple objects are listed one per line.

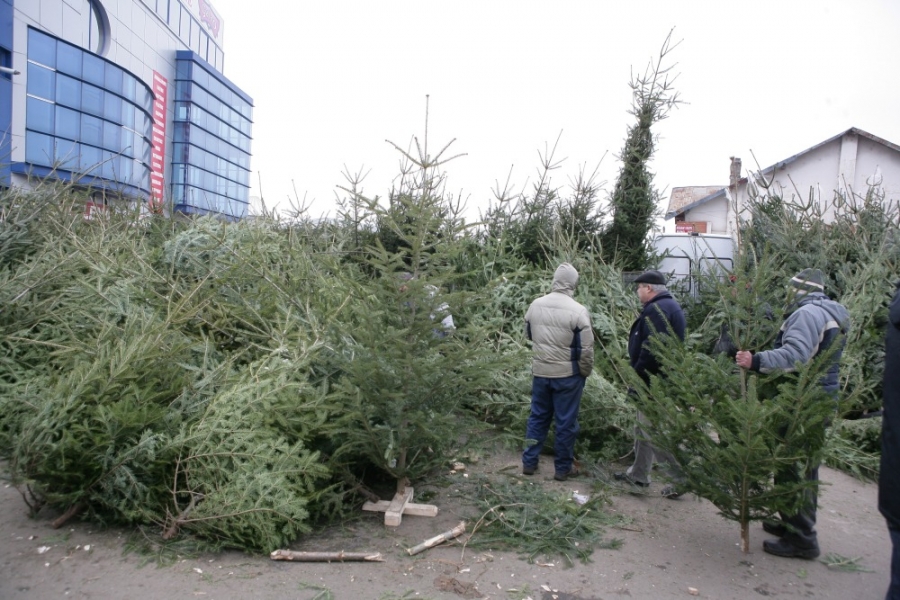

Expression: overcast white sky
xmin=209 ymin=0 xmax=900 ymax=226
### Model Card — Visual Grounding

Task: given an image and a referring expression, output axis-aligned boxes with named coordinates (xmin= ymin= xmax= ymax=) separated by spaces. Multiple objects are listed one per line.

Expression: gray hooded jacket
xmin=524 ymin=263 xmax=594 ymax=378
xmin=750 ymin=292 xmax=850 ymax=393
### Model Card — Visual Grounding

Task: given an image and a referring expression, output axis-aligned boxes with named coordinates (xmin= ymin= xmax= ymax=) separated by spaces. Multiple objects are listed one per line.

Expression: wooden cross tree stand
xmin=362 ymin=481 xmax=438 ymax=527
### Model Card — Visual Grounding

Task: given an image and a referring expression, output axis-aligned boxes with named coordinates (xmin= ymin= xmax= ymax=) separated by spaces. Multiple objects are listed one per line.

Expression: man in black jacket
xmin=614 ymin=270 xmax=687 ymax=497
xmin=881 ymin=280 xmax=900 ymax=599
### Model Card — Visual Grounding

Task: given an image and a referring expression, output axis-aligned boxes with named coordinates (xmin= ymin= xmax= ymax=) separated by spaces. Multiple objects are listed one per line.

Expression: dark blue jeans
xmin=888 ymin=524 xmax=900 ymax=600
xmin=522 ymin=374 xmax=586 ymax=475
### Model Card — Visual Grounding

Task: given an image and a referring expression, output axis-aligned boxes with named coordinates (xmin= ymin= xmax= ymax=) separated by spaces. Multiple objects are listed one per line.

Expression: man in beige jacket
xmin=522 ymin=263 xmax=594 ymax=481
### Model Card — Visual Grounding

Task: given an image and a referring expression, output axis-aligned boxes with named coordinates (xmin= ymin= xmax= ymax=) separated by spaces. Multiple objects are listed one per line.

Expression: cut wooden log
xmin=363 ymin=485 xmax=438 ymax=527
xmin=386 ymin=486 xmax=413 ymax=526
xmin=362 ymin=485 xmax=439 ymax=526
xmin=270 ymin=550 xmax=384 ymax=562
xmin=406 ymin=521 xmax=466 ymax=555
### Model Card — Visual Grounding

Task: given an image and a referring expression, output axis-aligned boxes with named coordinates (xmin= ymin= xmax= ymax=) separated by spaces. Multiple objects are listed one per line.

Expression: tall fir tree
xmin=602 ymin=30 xmax=682 ymax=270
xmin=329 ymin=102 xmax=512 ymax=494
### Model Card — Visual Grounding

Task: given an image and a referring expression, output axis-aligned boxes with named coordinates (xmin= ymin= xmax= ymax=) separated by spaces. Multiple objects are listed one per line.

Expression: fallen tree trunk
xmin=269 ymin=550 xmax=384 ymax=562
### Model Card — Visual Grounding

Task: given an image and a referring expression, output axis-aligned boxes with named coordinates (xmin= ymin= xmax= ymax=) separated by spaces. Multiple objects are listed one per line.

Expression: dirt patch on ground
xmin=0 ymin=447 xmax=892 ymax=599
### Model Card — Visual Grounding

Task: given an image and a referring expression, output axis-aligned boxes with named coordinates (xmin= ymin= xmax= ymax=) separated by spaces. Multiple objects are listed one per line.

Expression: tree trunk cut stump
xmin=361 ymin=486 xmax=438 ymax=526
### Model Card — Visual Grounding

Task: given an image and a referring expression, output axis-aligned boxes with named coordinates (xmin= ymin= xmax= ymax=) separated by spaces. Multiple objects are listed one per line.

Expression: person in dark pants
xmin=736 ymin=268 xmax=850 ymax=560
xmin=613 ymin=269 xmax=687 ymax=498
xmin=522 ymin=263 xmax=594 ymax=482
xmin=880 ymin=280 xmax=900 ymax=599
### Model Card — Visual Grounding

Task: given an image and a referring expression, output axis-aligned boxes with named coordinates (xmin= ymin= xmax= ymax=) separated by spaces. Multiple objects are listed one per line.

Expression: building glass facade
xmin=23 ymin=27 xmax=153 ymax=197
xmin=3 ymin=0 xmax=252 ymax=220
xmin=172 ymin=51 xmax=252 ymax=220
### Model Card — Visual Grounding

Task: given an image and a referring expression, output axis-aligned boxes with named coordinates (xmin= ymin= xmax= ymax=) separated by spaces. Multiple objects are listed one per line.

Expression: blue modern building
xmin=1 ymin=0 xmax=253 ymax=220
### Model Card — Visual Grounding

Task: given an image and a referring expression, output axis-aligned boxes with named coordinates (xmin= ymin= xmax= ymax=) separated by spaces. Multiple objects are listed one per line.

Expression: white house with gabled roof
xmin=664 ymin=127 xmax=900 ymax=237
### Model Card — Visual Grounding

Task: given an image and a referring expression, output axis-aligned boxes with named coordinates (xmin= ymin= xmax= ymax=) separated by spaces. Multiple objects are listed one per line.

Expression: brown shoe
xmin=554 ymin=466 xmax=581 ymax=481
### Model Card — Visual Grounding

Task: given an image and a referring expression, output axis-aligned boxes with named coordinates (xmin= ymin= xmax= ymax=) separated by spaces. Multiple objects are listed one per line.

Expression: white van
xmin=651 ymin=233 xmax=735 ymax=299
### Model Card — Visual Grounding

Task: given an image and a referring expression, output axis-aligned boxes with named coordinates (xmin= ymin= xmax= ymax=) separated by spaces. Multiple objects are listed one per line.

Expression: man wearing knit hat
xmin=736 ymin=267 xmax=850 ymax=559
xmin=614 ymin=269 xmax=687 ymax=498
xmin=522 ymin=263 xmax=594 ymax=481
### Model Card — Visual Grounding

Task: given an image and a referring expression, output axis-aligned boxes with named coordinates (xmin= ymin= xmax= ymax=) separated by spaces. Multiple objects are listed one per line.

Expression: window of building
xmin=25 ymin=131 xmax=53 ymax=164
xmin=26 ymin=97 xmax=54 ymax=134
xmin=81 ymin=113 xmax=102 ymax=146
xmin=28 ymin=30 xmax=56 ymax=68
xmin=103 ymin=91 xmax=122 ymax=122
xmin=104 ymin=63 xmax=122 ymax=95
xmin=27 ymin=62 xmax=55 ymax=99
xmin=55 ymin=105 xmax=80 ymax=139
xmin=121 ymin=129 xmax=134 ymax=157
xmin=122 ymin=104 xmax=134 ymax=129
xmin=0 ymin=48 xmax=12 ymax=82
xmin=83 ymin=0 xmax=111 ymax=56
xmin=55 ymin=138 xmax=78 ymax=168
xmin=173 ymin=52 xmax=253 ymax=220
xmin=57 ymin=43 xmax=82 ymax=77
xmin=82 ymin=53 xmax=104 ymax=86
xmin=122 ymin=73 xmax=136 ymax=102
xmin=180 ymin=6 xmax=190 ymax=39
xmin=56 ymin=75 xmax=81 ymax=109
xmin=102 ymin=120 xmax=120 ymax=149
xmin=191 ymin=20 xmax=201 ymax=54
xmin=81 ymin=83 xmax=103 ymax=115
xmin=80 ymin=144 xmax=101 ymax=172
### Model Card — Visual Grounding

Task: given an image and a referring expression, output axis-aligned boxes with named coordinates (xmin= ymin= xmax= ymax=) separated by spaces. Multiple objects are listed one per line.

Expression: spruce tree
xmin=630 ymin=266 xmax=842 ymax=553
xmin=601 ymin=30 xmax=681 ymax=270
xmin=329 ymin=110 xmax=512 ymax=494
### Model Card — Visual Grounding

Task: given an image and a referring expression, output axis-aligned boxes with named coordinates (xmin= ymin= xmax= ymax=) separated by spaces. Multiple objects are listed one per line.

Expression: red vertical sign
xmin=150 ymin=71 xmax=168 ymax=213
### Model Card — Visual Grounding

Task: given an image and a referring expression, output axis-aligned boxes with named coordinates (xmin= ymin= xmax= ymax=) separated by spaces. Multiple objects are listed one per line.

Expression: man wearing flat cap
xmin=737 ymin=268 xmax=850 ymax=559
xmin=614 ymin=269 xmax=687 ymax=497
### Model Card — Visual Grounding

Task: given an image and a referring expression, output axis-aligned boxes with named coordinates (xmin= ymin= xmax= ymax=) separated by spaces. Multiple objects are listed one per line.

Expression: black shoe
xmin=762 ymin=521 xmax=787 ymax=537
xmin=613 ymin=471 xmax=649 ymax=487
xmin=554 ymin=466 xmax=581 ymax=481
xmin=660 ymin=485 xmax=683 ymax=499
xmin=762 ymin=537 xmax=820 ymax=559
xmin=522 ymin=464 xmax=536 ymax=476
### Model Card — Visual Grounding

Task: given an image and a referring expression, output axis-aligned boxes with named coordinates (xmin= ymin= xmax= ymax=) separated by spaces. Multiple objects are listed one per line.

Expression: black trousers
xmin=774 ymin=461 xmax=820 ymax=549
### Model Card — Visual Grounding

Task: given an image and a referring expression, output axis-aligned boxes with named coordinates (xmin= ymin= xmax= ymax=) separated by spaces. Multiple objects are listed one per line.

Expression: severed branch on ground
xmin=270 ymin=549 xmax=384 ymax=562
xmin=52 ymin=502 xmax=85 ymax=529
xmin=406 ymin=521 xmax=467 ymax=556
